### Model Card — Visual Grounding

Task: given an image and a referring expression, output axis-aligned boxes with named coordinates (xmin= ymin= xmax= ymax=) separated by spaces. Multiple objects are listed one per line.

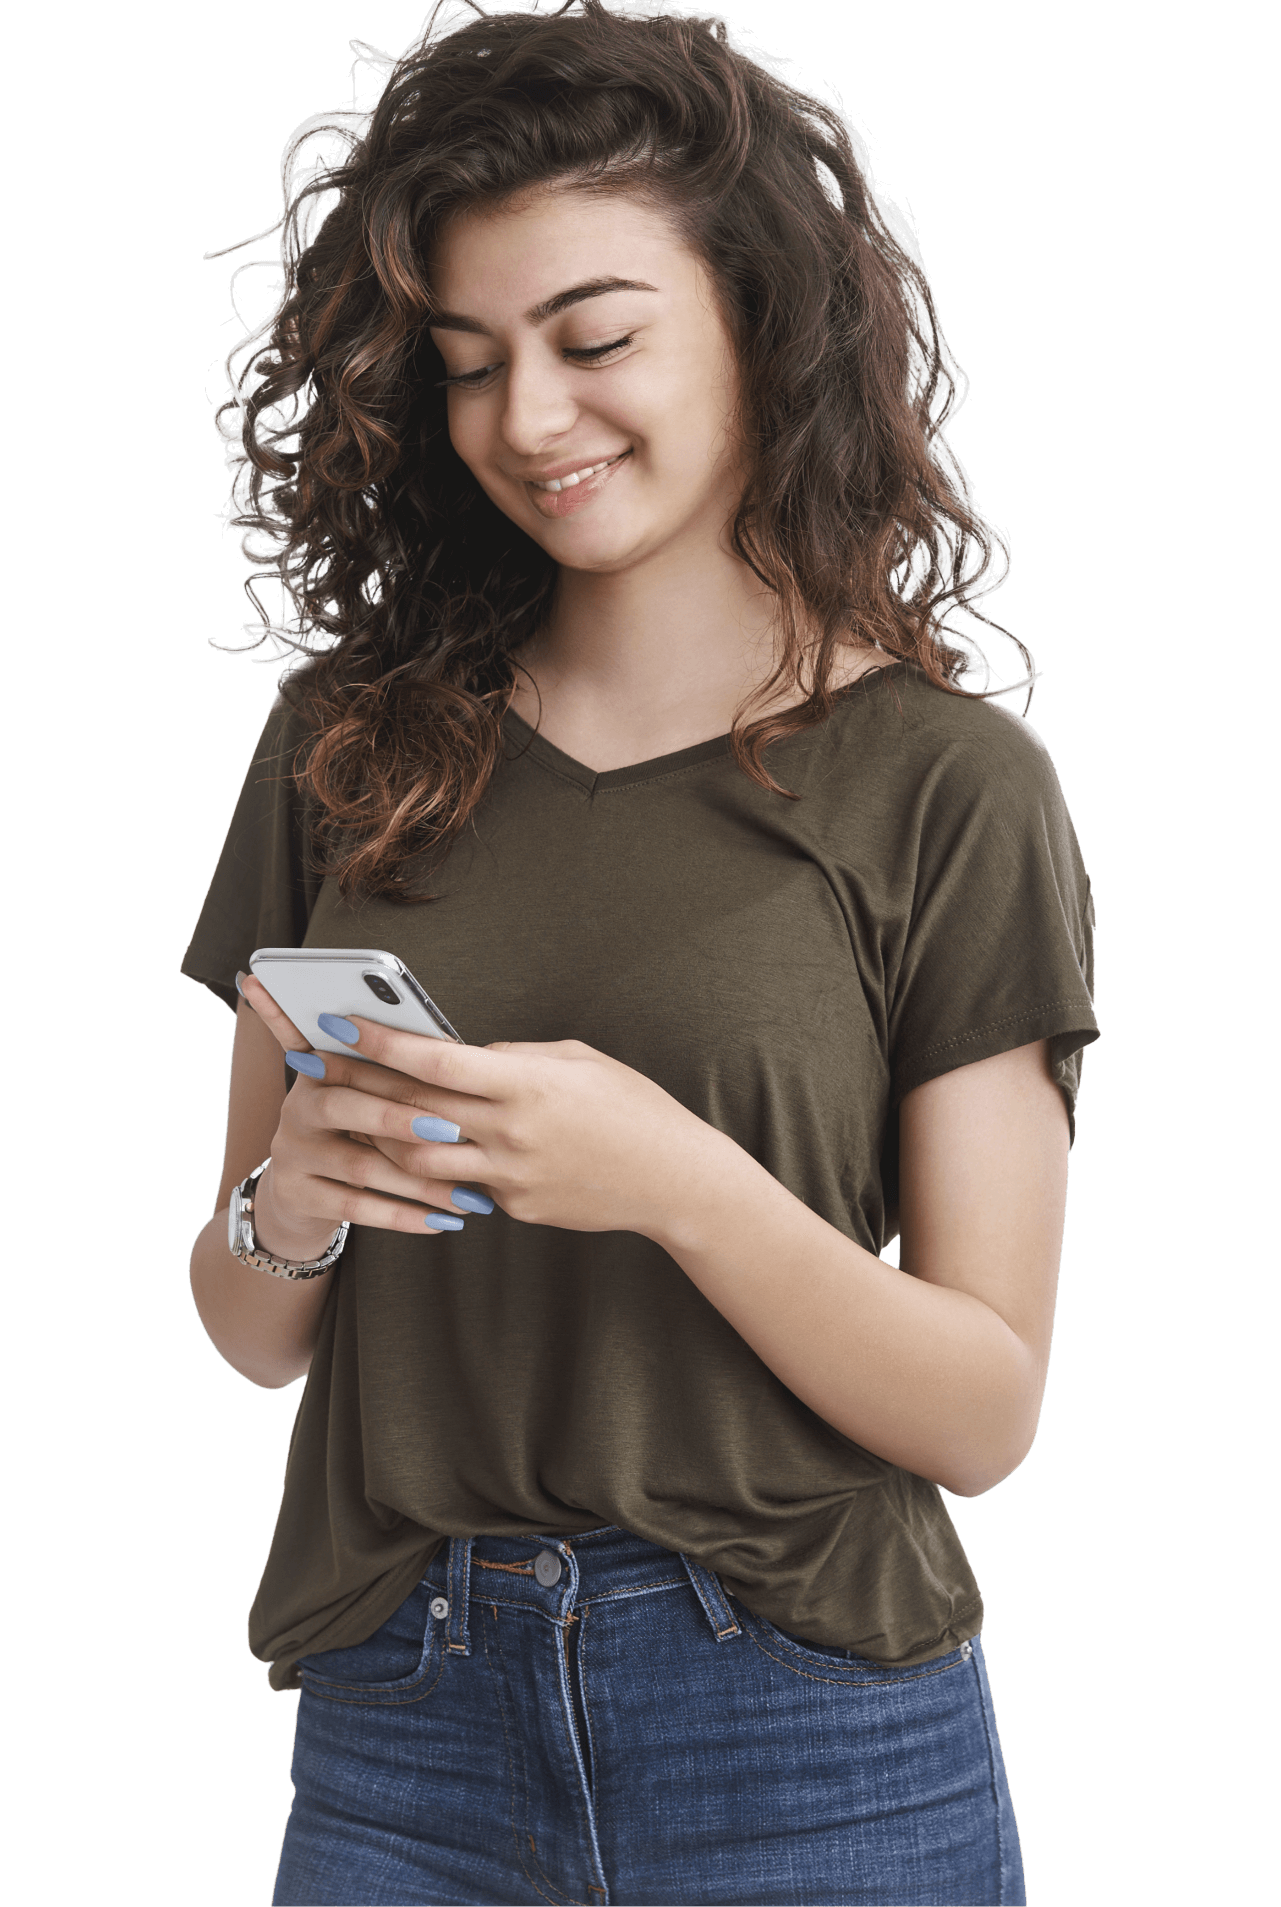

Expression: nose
xmin=500 ymin=346 xmax=579 ymax=457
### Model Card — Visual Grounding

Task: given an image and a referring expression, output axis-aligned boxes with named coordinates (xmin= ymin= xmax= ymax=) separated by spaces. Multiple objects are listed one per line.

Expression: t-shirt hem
xmin=895 ymin=999 xmax=1098 ymax=1106
xmin=259 ymin=1538 xmax=446 ymax=1692
xmin=724 ymin=1585 xmax=985 ymax=1667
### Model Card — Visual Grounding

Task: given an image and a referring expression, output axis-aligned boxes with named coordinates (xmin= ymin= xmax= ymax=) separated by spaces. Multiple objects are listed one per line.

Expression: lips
xmin=522 ymin=448 xmax=632 ymax=488
xmin=525 ymin=449 xmax=632 ymax=519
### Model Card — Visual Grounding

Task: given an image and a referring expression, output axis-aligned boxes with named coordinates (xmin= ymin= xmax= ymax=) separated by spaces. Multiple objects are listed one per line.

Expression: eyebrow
xmin=427 ymin=276 xmax=659 ymax=334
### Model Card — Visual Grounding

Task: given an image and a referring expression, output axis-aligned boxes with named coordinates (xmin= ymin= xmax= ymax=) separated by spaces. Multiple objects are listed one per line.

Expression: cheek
xmin=444 ymin=397 xmax=490 ymax=477
xmin=650 ymin=365 xmax=740 ymax=486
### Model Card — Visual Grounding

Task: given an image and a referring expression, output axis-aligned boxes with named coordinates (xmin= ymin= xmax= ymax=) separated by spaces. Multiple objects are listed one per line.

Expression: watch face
xmin=228 ymin=1185 xmax=244 ymax=1255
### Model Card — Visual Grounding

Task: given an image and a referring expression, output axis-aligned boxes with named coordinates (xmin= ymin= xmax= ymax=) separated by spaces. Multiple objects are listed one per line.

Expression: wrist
xmin=249 ymin=1168 xmax=341 ymax=1266
xmin=642 ymin=1121 xmax=763 ymax=1258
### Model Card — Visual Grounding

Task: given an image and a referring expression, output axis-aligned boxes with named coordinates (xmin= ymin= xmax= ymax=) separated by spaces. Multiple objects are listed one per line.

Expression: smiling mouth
xmin=527 ymin=450 xmax=631 ymax=492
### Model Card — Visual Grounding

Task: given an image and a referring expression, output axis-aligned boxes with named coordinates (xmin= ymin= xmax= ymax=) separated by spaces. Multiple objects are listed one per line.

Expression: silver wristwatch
xmin=227 ymin=1160 xmax=349 ymax=1279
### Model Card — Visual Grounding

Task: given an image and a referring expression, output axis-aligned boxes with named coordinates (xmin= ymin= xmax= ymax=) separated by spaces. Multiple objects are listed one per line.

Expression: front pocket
xmin=754 ymin=1617 xmax=964 ymax=1678
xmin=298 ymin=1578 xmax=448 ymax=1705
xmin=767 ymin=1623 xmax=859 ymax=1662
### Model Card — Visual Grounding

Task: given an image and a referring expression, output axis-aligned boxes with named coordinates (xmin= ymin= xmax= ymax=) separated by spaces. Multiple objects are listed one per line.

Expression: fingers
xmin=303 ymin=1082 xmax=450 ymax=1146
xmin=233 ymin=975 xmax=444 ymax=1094
xmin=278 ymin=1063 xmax=487 ymax=1148
xmin=241 ymin=976 xmax=509 ymax=1239
xmin=305 ymin=1014 xmax=514 ymax=1106
xmin=367 ymin=1133 xmax=495 ymax=1212
xmin=346 ymin=1087 xmax=489 ymax=1151
xmin=302 ymin=1085 xmax=497 ymax=1200
xmin=236 ymin=970 xmax=309 ymax=1053
xmin=271 ymin=1166 xmax=467 ymax=1236
xmin=270 ymin=1135 xmax=493 ymax=1234
xmin=266 ymin=1059 xmax=498 ymax=1232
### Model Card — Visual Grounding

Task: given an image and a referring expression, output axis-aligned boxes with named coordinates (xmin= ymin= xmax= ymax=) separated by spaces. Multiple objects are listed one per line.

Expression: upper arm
xmin=214 ymin=999 xmax=292 ymax=1211
xmin=897 ymin=1038 xmax=1069 ymax=1379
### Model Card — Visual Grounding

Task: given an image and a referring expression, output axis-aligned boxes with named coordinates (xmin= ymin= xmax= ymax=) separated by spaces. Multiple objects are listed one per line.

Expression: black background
xmin=175 ymin=7 xmax=1113 ymax=1899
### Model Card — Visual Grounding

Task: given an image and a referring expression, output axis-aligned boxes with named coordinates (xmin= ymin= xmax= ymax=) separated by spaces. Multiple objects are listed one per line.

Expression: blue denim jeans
xmin=274 ymin=1524 xmax=1024 ymax=1905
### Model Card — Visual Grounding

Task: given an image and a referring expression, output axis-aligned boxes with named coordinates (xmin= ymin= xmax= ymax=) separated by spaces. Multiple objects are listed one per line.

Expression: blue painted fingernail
xmin=412 ymin=1115 xmax=462 ymax=1143
xmin=451 ymin=1187 xmax=494 ymax=1215
xmin=425 ymin=1213 xmax=465 ymax=1232
xmin=317 ymin=1013 xmax=360 ymax=1045
xmin=234 ymin=970 xmax=247 ymax=997
xmin=285 ymin=1051 xmax=326 ymax=1078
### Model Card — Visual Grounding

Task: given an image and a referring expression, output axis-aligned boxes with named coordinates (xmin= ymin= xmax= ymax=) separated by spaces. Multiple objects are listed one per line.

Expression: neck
xmin=518 ymin=549 xmax=785 ymax=739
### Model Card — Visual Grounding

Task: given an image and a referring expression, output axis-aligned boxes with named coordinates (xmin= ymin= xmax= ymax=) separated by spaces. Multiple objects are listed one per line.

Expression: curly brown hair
xmin=227 ymin=0 xmax=1020 ymax=899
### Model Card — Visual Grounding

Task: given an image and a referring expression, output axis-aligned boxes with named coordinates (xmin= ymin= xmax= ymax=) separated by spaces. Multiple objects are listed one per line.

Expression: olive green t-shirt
xmin=183 ymin=662 xmax=1097 ymax=1690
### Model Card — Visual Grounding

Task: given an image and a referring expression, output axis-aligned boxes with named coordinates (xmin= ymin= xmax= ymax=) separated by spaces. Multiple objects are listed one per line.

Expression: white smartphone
xmin=248 ymin=947 xmax=463 ymax=1060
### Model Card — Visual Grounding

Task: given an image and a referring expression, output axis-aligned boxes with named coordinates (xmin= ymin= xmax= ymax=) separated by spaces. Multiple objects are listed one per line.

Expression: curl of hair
xmin=224 ymin=0 xmax=1024 ymax=899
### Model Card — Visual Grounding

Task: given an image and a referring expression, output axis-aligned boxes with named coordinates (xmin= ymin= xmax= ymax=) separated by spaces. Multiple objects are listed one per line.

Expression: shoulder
xmin=830 ymin=663 xmax=1065 ymax=809
xmin=263 ymin=671 xmax=322 ymax=751
xmin=880 ymin=662 xmax=1054 ymax=765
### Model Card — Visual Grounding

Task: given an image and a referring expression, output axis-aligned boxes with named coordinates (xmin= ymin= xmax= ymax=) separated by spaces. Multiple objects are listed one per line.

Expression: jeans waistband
xmin=422 ymin=1524 xmax=742 ymax=1658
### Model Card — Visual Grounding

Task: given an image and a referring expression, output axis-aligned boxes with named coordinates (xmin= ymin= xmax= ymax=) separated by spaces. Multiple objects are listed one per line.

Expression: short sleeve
xmin=181 ymin=699 xmax=323 ymax=1012
xmin=888 ymin=705 xmax=1098 ymax=1140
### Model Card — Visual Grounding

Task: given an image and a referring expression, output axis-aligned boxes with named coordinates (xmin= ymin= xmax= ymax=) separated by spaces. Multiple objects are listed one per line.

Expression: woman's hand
xmin=239 ymin=976 xmax=728 ymax=1245
xmin=236 ymin=974 xmax=498 ymax=1256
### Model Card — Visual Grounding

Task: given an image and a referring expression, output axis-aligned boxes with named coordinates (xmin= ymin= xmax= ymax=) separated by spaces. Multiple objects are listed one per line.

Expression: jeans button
xmin=429 ymin=1596 xmax=449 ymax=1620
xmin=534 ymin=1549 xmax=563 ymax=1587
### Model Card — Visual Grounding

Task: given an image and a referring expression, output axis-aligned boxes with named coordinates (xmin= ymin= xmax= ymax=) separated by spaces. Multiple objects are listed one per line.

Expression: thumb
xmin=236 ymin=969 xmax=310 ymax=1054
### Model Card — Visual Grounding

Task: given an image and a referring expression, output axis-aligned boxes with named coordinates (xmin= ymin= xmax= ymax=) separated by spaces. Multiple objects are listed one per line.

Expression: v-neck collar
xmin=500 ymin=662 xmax=907 ymax=795
xmin=501 ymin=709 xmax=735 ymax=795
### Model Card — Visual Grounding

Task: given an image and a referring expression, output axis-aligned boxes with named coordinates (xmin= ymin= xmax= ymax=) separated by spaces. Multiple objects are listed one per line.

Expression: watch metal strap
xmin=233 ymin=1160 xmax=349 ymax=1279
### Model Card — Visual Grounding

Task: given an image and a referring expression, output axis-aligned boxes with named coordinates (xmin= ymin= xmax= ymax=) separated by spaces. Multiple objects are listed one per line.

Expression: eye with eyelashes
xmin=435 ymin=334 xmax=636 ymax=389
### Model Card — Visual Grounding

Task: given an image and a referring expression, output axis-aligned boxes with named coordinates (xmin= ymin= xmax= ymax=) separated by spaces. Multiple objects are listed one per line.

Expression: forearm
xmin=189 ymin=1185 xmax=335 ymax=1389
xmin=651 ymin=1130 xmax=1043 ymax=1497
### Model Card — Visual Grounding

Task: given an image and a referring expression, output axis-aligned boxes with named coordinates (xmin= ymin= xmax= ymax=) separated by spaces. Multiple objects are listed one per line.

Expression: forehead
xmin=429 ymin=186 xmax=697 ymax=313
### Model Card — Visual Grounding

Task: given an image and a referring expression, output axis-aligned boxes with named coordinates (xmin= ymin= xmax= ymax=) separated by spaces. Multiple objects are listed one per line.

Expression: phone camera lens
xmin=363 ymin=973 xmax=401 ymax=1007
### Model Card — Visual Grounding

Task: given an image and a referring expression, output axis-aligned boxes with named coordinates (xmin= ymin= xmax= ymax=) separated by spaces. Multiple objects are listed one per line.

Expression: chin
xmin=527 ymin=516 xmax=659 ymax=574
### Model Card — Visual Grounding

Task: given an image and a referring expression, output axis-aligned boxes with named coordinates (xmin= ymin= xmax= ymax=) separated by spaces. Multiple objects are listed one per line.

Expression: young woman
xmin=185 ymin=5 xmax=1097 ymax=1902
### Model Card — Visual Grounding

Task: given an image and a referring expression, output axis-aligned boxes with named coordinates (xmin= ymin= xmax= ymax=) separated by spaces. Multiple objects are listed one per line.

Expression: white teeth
xmin=537 ymin=457 xmax=618 ymax=492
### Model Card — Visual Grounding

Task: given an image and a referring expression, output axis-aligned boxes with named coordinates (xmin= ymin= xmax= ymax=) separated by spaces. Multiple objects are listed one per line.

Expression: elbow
xmin=251 ymin=1365 xmax=310 ymax=1395
xmin=941 ymin=1442 xmax=1032 ymax=1498
xmin=944 ymin=1473 xmax=997 ymax=1500
xmin=941 ymin=1350 xmax=1052 ymax=1495
xmin=236 ymin=1354 xmax=310 ymax=1390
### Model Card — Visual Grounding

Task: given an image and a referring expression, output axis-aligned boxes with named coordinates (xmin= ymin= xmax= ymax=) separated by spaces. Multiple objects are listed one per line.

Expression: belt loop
xmin=447 ymin=1536 xmax=473 ymax=1655
xmin=679 ymin=1553 xmax=741 ymax=1641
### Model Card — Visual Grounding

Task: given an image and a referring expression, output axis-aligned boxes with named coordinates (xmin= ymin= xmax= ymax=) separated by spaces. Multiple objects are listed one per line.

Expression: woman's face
xmin=427 ymin=186 xmax=745 ymax=577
